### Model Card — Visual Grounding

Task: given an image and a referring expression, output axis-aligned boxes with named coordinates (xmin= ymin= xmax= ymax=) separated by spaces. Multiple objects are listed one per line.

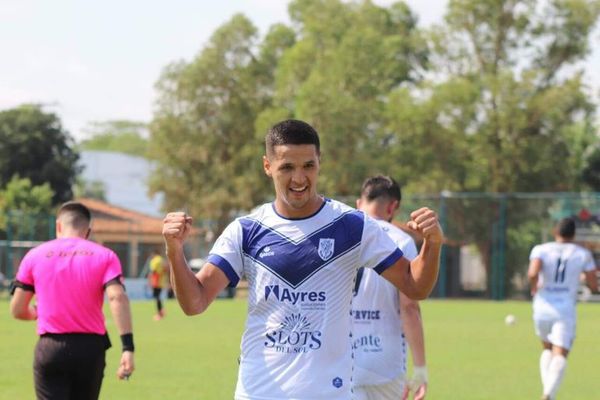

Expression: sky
xmin=1 ymin=0 xmax=598 ymax=141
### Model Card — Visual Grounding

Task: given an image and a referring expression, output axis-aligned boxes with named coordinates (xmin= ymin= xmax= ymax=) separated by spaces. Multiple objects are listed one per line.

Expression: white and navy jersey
xmin=207 ymin=199 xmax=404 ymax=400
xmin=530 ymin=241 xmax=596 ymax=320
xmin=352 ymin=220 xmax=418 ymax=386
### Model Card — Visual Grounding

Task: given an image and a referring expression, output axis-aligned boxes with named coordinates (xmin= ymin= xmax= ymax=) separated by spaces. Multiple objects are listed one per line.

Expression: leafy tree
xmin=149 ymin=14 xmax=295 ymax=233
xmin=267 ymin=0 xmax=428 ymax=196
xmin=0 ymin=175 xmax=54 ymax=240
xmin=148 ymin=0 xmax=600 ymax=277
xmin=79 ymin=120 xmax=149 ymax=157
xmin=149 ymin=2 xmax=428 ymax=233
xmin=0 ymin=104 xmax=80 ymax=204
xmin=384 ymin=0 xmax=599 ymax=193
xmin=581 ymin=123 xmax=600 ymax=189
xmin=382 ymin=0 xmax=600 ymax=296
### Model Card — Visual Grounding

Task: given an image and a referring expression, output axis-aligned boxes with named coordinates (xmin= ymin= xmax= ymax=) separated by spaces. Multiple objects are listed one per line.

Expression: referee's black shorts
xmin=34 ymin=333 xmax=111 ymax=400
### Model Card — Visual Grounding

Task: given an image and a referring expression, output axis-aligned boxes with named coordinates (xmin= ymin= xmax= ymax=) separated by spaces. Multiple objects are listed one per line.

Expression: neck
xmin=275 ymin=195 xmax=323 ymax=219
xmin=57 ymin=228 xmax=88 ymax=239
xmin=361 ymin=203 xmax=391 ymax=222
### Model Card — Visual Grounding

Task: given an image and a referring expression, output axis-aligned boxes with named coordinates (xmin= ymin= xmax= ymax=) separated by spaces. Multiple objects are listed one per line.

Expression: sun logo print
xmin=280 ymin=313 xmax=311 ymax=332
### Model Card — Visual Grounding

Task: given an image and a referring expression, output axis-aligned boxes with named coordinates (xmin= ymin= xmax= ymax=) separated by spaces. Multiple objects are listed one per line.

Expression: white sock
xmin=539 ymin=350 xmax=552 ymax=389
xmin=544 ymin=354 xmax=567 ymax=399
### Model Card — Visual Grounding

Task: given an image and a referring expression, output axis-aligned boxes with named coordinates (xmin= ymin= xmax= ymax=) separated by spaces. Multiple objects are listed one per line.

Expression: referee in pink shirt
xmin=10 ymin=201 xmax=135 ymax=400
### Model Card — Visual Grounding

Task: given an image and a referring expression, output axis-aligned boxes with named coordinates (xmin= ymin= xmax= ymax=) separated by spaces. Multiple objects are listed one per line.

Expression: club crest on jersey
xmin=318 ymin=238 xmax=335 ymax=261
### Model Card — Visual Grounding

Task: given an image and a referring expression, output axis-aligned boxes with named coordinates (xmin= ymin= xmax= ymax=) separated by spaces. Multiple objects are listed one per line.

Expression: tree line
xmin=1 ymin=0 xmax=599 ymax=237
xmin=147 ymin=0 xmax=600 ymax=234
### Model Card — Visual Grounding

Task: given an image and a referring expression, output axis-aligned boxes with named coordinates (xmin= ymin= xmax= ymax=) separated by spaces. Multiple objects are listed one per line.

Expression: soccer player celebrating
xmin=10 ymin=201 xmax=135 ymax=400
xmin=528 ymin=218 xmax=598 ymax=400
xmin=352 ymin=176 xmax=428 ymax=400
xmin=163 ymin=119 xmax=443 ymax=399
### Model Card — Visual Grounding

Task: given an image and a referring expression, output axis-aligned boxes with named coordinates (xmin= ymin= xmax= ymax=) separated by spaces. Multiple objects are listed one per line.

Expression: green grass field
xmin=1 ymin=299 xmax=598 ymax=399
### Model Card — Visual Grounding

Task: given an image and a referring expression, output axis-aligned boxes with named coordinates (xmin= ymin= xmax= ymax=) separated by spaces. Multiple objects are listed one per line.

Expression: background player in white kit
xmin=162 ymin=119 xmax=443 ymax=400
xmin=527 ymin=218 xmax=598 ymax=400
xmin=352 ymin=176 xmax=428 ymax=400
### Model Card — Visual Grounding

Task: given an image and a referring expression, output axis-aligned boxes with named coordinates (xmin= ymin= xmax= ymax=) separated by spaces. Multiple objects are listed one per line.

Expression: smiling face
xmin=263 ymin=144 xmax=322 ymax=219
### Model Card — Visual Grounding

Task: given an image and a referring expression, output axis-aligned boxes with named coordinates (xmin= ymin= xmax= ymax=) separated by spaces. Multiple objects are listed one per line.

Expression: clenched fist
xmin=406 ymin=208 xmax=443 ymax=244
xmin=162 ymin=212 xmax=193 ymax=248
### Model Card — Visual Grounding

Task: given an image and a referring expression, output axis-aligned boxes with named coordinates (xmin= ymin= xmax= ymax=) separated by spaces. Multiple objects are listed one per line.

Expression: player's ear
xmin=356 ymin=198 xmax=362 ymax=209
xmin=85 ymin=228 xmax=91 ymax=239
xmin=263 ymin=155 xmax=272 ymax=177
xmin=55 ymin=220 xmax=62 ymax=236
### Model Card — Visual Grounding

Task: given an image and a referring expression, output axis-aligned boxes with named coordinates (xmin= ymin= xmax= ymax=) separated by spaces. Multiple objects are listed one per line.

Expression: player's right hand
xmin=162 ymin=212 xmax=193 ymax=246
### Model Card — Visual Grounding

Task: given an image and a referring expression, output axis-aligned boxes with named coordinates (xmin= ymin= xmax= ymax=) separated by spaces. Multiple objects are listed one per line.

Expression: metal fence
xmin=2 ymin=193 xmax=600 ymax=300
xmin=397 ymin=192 xmax=600 ymax=300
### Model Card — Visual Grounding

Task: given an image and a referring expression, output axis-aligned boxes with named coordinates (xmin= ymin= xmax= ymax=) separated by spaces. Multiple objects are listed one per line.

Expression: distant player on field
xmin=10 ymin=201 xmax=135 ymax=400
xmin=528 ymin=218 xmax=598 ymax=400
xmin=162 ymin=119 xmax=443 ymax=399
xmin=148 ymin=248 xmax=167 ymax=320
xmin=352 ymin=176 xmax=428 ymax=400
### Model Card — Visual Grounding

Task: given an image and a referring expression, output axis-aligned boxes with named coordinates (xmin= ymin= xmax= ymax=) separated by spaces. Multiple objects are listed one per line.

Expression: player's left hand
xmin=402 ymin=381 xmax=427 ymax=400
xmin=407 ymin=207 xmax=443 ymax=244
xmin=402 ymin=366 xmax=428 ymax=400
xmin=117 ymin=351 xmax=135 ymax=380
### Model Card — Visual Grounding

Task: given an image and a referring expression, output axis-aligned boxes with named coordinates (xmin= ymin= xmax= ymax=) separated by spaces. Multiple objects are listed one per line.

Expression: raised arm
xmin=382 ymin=208 xmax=443 ymax=300
xmin=163 ymin=212 xmax=229 ymax=315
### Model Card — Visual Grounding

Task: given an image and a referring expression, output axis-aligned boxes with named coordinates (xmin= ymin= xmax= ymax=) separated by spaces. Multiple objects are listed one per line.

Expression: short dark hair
xmin=557 ymin=218 xmax=576 ymax=239
xmin=57 ymin=201 xmax=91 ymax=230
xmin=266 ymin=119 xmax=320 ymax=155
xmin=360 ymin=175 xmax=401 ymax=203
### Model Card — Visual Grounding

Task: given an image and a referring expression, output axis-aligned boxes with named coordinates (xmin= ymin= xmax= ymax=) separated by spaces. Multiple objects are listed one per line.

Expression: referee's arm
xmin=106 ymin=282 xmax=133 ymax=335
xmin=10 ymin=286 xmax=37 ymax=320
xmin=106 ymin=282 xmax=135 ymax=380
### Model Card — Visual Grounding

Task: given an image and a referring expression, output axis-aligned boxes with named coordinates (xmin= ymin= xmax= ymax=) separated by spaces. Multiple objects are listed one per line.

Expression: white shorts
xmin=353 ymin=375 xmax=405 ymax=400
xmin=533 ymin=317 xmax=576 ymax=350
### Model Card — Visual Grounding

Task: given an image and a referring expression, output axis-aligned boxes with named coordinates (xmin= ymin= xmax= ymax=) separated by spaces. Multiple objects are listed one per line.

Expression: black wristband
xmin=120 ymin=333 xmax=134 ymax=352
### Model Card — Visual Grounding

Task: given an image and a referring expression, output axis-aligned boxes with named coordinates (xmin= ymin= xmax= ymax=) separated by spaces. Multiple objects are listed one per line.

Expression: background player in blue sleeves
xmin=162 ymin=119 xmax=443 ymax=400
xmin=352 ymin=176 xmax=428 ymax=400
